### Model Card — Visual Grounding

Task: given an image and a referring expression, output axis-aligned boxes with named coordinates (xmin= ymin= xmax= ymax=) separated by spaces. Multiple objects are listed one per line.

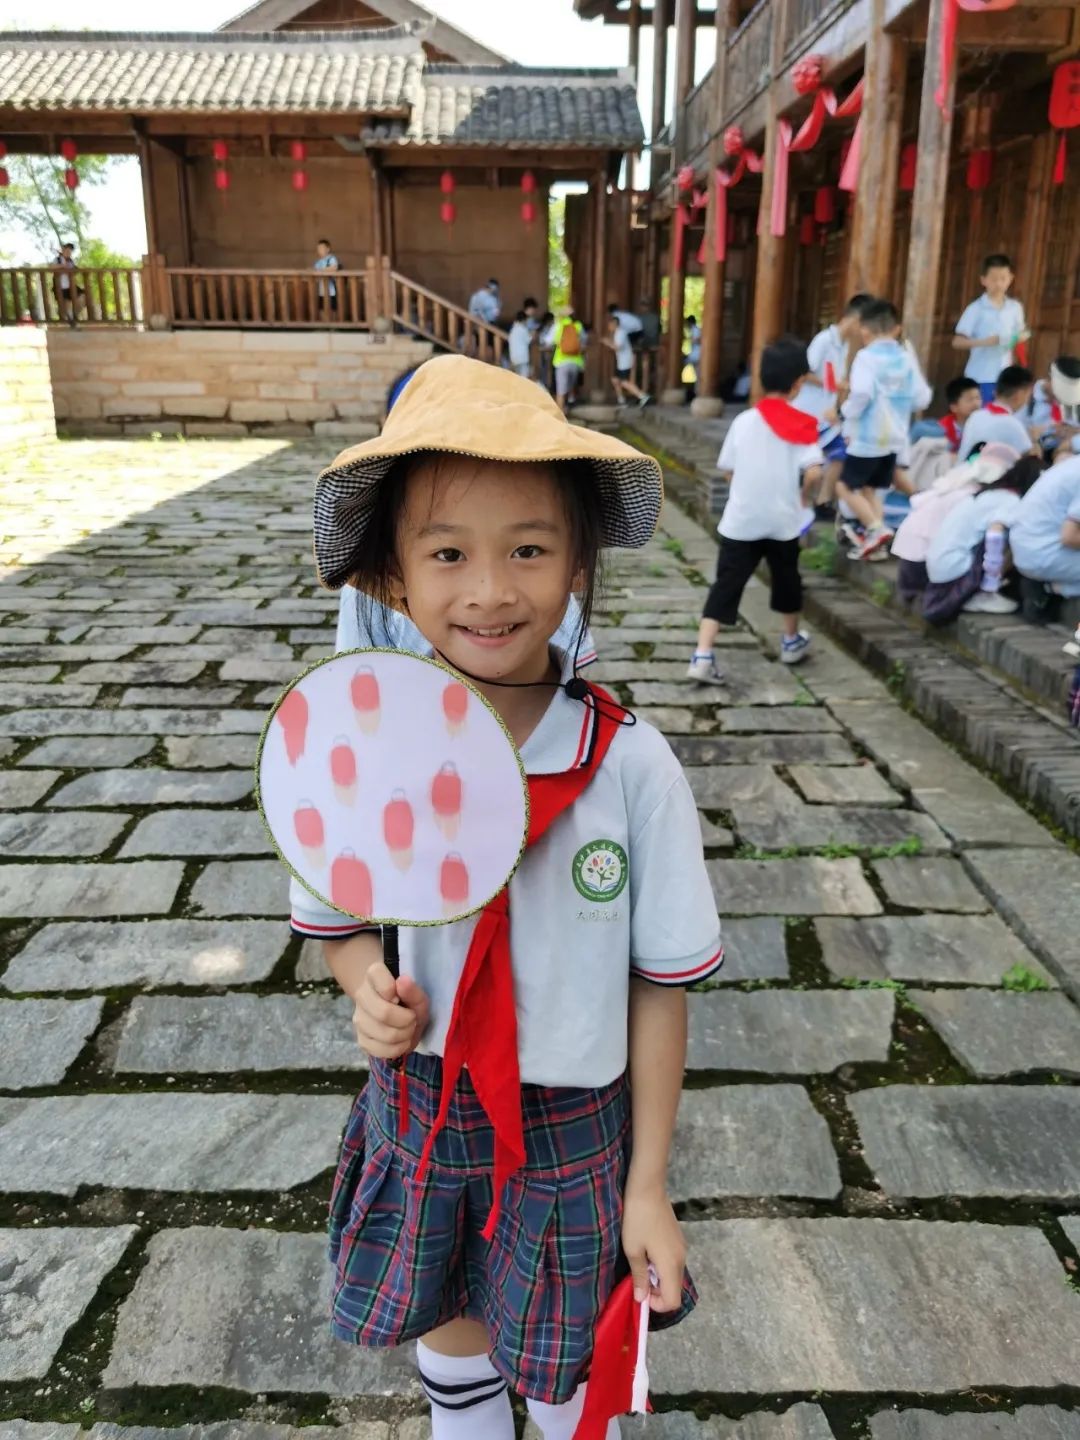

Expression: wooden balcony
xmin=165 ymin=267 xmax=376 ymax=329
xmin=0 ymin=265 xmax=142 ymax=327
xmin=725 ymin=0 xmax=774 ymax=124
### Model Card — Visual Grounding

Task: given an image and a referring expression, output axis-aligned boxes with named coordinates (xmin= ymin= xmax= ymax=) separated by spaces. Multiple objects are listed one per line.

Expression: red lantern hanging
xmin=520 ymin=169 xmax=537 ymax=195
xmin=792 ymin=53 xmax=824 ymax=97
xmin=440 ymin=169 xmax=455 ymax=196
xmin=520 ymin=199 xmax=537 ymax=226
xmin=0 ymin=140 xmax=6 ymax=159
xmin=290 ymin=140 xmax=307 ymax=163
xmin=723 ymin=125 xmax=745 ymax=157
xmin=292 ymin=169 xmax=309 ymax=192
xmin=676 ymin=164 xmax=696 ymax=193
xmin=798 ymin=213 xmax=816 ymax=246
xmin=440 ymin=199 xmax=456 ymax=226
xmin=1049 ymin=60 xmax=1080 ymax=185
xmin=212 ymin=139 xmax=229 ymax=163
xmin=215 ymin=167 xmax=231 ymax=192
xmin=965 ymin=148 xmax=993 ymax=190
xmin=898 ymin=141 xmax=918 ymax=191
xmin=0 ymin=167 xmax=8 ymax=189
xmin=60 ymin=138 xmax=77 ymax=162
xmin=813 ymin=185 xmax=836 ymax=225
xmin=63 ymin=167 xmax=78 ymax=190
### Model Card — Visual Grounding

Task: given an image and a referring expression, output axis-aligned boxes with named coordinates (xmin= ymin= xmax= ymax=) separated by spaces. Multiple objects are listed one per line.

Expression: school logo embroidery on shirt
xmin=572 ymin=839 xmax=628 ymax=901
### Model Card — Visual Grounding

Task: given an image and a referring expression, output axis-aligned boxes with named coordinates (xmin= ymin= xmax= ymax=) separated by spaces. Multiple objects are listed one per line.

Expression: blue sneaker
xmin=780 ymin=631 xmax=812 ymax=665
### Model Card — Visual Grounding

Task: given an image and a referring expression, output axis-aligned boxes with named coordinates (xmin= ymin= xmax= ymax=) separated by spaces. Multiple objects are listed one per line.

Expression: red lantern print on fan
xmin=440 ymin=853 xmax=469 ymax=916
xmin=350 ymin=665 xmax=381 ymax=734
xmin=331 ymin=850 xmax=374 ymax=918
xmin=443 ymin=681 xmax=469 ymax=735
xmin=294 ymin=799 xmax=326 ymax=868
xmin=275 ymin=687 xmax=309 ymax=766
xmin=431 ymin=762 xmax=463 ymax=840
xmin=383 ymin=790 xmax=415 ymax=872
xmin=330 ymin=736 xmax=357 ymax=805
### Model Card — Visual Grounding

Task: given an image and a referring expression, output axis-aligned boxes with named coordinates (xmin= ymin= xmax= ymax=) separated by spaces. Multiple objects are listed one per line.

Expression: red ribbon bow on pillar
xmin=771 ymin=74 xmax=864 ymax=237
xmin=710 ymin=129 xmax=763 ymax=263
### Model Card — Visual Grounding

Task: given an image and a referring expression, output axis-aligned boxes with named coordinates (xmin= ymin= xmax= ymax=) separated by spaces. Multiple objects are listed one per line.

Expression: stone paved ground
xmin=2 ymin=437 xmax=1080 ymax=1440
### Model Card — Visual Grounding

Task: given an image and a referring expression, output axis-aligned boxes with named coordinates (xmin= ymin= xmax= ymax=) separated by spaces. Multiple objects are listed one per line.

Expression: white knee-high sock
xmin=415 ymin=1340 xmax=514 ymax=1440
xmin=526 ymin=1384 xmax=620 ymax=1440
xmin=983 ymin=527 xmax=1007 ymax=592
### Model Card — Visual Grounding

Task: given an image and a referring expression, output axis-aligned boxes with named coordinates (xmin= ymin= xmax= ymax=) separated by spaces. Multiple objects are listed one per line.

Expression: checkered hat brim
xmin=310 ymin=355 xmax=663 ymax=591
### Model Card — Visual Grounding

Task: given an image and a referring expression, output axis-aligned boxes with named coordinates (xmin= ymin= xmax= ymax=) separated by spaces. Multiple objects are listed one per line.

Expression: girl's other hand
xmin=352 ymin=960 xmax=431 ymax=1059
xmin=621 ymin=1184 xmax=687 ymax=1313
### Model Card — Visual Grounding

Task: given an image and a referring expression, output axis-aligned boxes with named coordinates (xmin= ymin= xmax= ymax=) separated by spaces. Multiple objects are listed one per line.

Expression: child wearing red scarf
xmin=687 ymin=338 xmax=823 ymax=680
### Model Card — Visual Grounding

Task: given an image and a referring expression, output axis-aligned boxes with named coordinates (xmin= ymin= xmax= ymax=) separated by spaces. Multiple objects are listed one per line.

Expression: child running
xmin=687 ymin=338 xmax=823 ymax=681
xmin=290 ymin=355 xmax=722 ymax=1440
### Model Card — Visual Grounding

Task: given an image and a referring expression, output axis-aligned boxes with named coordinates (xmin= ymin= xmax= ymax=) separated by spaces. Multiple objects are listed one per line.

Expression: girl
xmin=290 ymin=355 xmax=722 ymax=1439
xmin=923 ymin=454 xmax=1041 ymax=622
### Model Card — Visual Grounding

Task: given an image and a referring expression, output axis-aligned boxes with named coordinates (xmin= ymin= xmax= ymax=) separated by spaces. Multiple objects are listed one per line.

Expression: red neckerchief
xmin=1052 ymin=401 xmax=1064 ymax=424
xmin=941 ymin=413 xmax=961 ymax=449
xmin=407 ymin=688 xmax=624 ymax=1239
xmin=757 ymin=397 xmax=820 ymax=445
xmin=823 ymin=360 xmax=838 ymax=394
xmin=986 ymin=402 xmax=1010 ymax=415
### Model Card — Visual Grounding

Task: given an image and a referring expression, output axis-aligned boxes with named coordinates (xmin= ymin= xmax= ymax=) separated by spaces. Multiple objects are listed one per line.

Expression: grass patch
xmin=870 ymin=577 xmax=893 ymax=607
xmin=661 ymin=537 xmax=687 ymax=561
xmin=1001 ymin=962 xmax=1052 ymax=992
xmin=801 ymin=532 xmax=839 ymax=574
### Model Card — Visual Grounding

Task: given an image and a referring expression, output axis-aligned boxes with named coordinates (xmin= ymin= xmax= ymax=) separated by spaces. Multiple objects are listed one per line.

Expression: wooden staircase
xmin=386 ymin=267 xmax=508 ymax=366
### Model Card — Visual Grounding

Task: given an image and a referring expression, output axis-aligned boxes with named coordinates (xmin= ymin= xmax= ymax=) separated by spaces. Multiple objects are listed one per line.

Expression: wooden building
xmin=579 ymin=0 xmax=1080 ymax=406
xmin=0 ymin=3 xmax=643 ymax=352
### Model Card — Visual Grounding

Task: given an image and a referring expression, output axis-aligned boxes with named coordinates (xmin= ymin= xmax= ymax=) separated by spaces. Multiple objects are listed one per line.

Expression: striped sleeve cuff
xmin=290 ymin=915 xmax=379 ymax=941
xmin=630 ymin=941 xmax=724 ymax=988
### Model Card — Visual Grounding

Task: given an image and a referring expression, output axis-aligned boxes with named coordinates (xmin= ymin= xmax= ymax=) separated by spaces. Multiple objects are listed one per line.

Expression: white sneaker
xmin=686 ymin=654 xmax=725 ymax=684
xmin=780 ymin=631 xmax=812 ymax=664
xmin=858 ymin=526 xmax=894 ymax=560
xmin=963 ymin=591 xmax=1018 ymax=614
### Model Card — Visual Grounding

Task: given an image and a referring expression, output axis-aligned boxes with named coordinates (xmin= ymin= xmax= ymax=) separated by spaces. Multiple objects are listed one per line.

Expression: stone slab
xmin=88 ymin=1427 xmax=389 ymax=1440
xmin=707 ymin=858 xmax=882 ymax=915
xmin=790 ymin=764 xmax=901 ymax=807
xmin=0 ymin=810 xmax=129 ymax=857
xmin=0 ymin=709 xmax=263 ymax=738
xmin=115 ymin=993 xmax=366 ymax=1073
xmin=120 ymin=686 xmax=242 ymax=708
xmin=735 ymin=805 xmax=949 ymax=855
xmin=829 ymin=700 xmax=1057 ymax=848
xmin=0 ymin=1226 xmax=136 ymax=1380
xmin=648 ymin=1218 xmax=1080 ymax=1393
xmin=189 ymin=860 xmax=287 ymax=916
xmin=911 ymin=990 xmax=1080 ymax=1077
xmin=0 ymin=1425 xmax=83 ymax=1440
xmin=3 ymin=919 xmax=286 ymax=992
xmin=48 ymin=769 xmax=253 ymax=807
xmin=869 ymin=1409 xmax=1080 ymax=1440
xmin=0 ymin=684 xmax=102 ymax=708
xmin=0 ymin=997 xmax=104 ymax=1088
xmin=720 ymin=707 xmax=839 ymax=733
xmin=850 ymin=1086 xmax=1080 ymax=1200
xmin=119 ymin=810 xmax=269 ymax=858
xmin=672 ymin=734 xmax=856 ymax=765
xmin=687 ymin=989 xmax=894 ymax=1072
xmin=0 ymin=862 xmax=183 ymax=918
xmin=102 ymin=1227 xmax=419 ymax=1396
xmin=632 ymin=706 xmax=719 ymax=735
xmin=71 ymin=661 xmax=208 ymax=684
xmin=711 ymin=916 xmax=789 ymax=980
xmin=872 ymin=857 xmax=989 ymax=913
xmin=670 ymin=1086 xmax=841 ymax=1201
xmin=815 ymin=915 xmax=1057 ymax=987
xmin=0 ymin=770 xmax=59 ymax=807
xmin=620 ymin=1406 xmax=836 ymax=1440
xmin=164 ymin=734 xmax=260 ymax=767
xmin=631 ymin=666 xmax=802 ymax=709
xmin=688 ymin=765 xmax=788 ymax=810
xmin=963 ymin=848 xmax=1080 ymax=997
xmin=18 ymin=736 xmax=157 ymax=768
xmin=1063 ymin=1216 xmax=1080 ymax=1252
xmin=0 ymin=1093 xmax=350 ymax=1195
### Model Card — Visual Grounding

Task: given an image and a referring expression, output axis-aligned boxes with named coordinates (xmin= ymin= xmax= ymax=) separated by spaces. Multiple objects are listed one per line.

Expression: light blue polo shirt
xmin=955 ymin=294 xmax=1026 ymax=385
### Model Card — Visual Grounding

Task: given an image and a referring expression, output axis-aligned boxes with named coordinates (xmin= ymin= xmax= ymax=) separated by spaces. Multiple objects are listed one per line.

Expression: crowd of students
xmin=685 ymin=255 xmax=1080 ymax=683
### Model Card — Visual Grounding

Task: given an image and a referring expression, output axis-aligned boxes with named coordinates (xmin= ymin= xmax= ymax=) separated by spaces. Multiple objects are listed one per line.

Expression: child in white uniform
xmin=290 ymin=356 xmax=721 ymax=1440
xmin=952 ymin=253 xmax=1029 ymax=404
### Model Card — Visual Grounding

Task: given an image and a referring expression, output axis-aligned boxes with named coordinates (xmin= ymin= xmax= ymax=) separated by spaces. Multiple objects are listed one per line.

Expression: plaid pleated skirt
xmin=328 ymin=1052 xmax=697 ymax=1404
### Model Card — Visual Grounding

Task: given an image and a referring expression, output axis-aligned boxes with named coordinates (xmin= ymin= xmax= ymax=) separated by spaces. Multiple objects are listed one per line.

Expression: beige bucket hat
xmin=312 ymin=354 xmax=663 ymax=590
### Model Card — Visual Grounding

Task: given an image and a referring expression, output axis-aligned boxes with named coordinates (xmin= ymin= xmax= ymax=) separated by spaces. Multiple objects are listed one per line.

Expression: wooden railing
xmin=677 ymin=67 xmax=717 ymax=168
xmin=782 ymin=0 xmax=851 ymax=58
xmin=0 ymin=265 xmax=142 ymax=326
xmin=726 ymin=0 xmax=773 ymax=121
xmin=164 ymin=266 xmax=375 ymax=328
xmin=389 ymin=270 xmax=507 ymax=365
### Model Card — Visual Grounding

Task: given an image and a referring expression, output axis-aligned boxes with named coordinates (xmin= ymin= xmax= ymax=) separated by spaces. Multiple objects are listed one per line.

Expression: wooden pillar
xmin=1015 ymin=131 xmax=1054 ymax=361
xmin=176 ymin=149 xmax=193 ymax=266
xmin=134 ymin=123 xmax=160 ymax=265
xmin=749 ymin=0 xmax=793 ymax=397
xmin=901 ymin=0 xmax=956 ymax=370
xmin=674 ymin=0 xmax=697 ymax=111
xmin=692 ymin=1 xmax=731 ymax=413
xmin=591 ymin=168 xmax=609 ymax=401
xmin=662 ymin=211 xmax=688 ymax=403
xmin=628 ymin=0 xmax=642 ymax=83
xmin=370 ymin=156 xmax=389 ymax=316
xmin=846 ymin=24 xmax=908 ymax=298
xmin=651 ymin=0 xmax=669 ymax=143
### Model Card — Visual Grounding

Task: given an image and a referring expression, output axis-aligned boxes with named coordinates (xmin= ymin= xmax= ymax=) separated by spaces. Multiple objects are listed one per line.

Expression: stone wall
xmin=44 ymin=330 xmax=433 ymax=438
xmin=1 ymin=327 xmax=57 ymax=445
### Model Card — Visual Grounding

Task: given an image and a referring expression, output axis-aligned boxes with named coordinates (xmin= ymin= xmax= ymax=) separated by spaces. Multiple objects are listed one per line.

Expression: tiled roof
xmin=364 ymin=66 xmax=644 ymax=149
xmin=0 ymin=31 xmax=423 ymax=113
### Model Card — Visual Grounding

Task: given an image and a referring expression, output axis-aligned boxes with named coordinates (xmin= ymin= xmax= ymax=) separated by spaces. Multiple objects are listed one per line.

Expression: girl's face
xmin=391 ymin=457 xmax=579 ymax=685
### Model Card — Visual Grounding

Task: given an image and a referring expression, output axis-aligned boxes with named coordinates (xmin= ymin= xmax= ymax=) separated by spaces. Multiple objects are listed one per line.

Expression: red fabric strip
xmin=757 ymin=397 xmax=820 ymax=444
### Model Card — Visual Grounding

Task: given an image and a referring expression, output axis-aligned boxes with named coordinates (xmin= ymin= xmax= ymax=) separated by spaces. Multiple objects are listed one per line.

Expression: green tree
xmin=548 ymin=194 xmax=570 ymax=312
xmin=0 ymin=154 xmax=131 ymax=260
